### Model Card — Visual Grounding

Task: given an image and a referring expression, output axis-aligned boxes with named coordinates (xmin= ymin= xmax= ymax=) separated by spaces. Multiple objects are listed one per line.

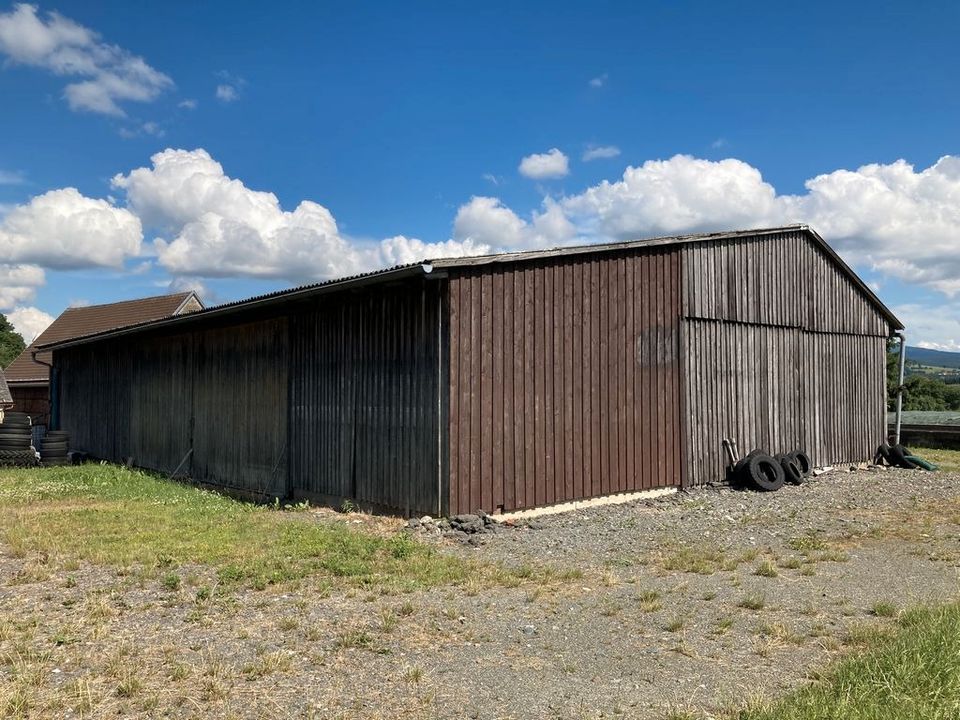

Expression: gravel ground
xmin=3 ymin=465 xmax=960 ymax=719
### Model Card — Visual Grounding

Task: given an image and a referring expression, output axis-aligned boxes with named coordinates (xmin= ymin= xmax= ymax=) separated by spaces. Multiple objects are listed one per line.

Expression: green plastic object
xmin=904 ymin=455 xmax=938 ymax=471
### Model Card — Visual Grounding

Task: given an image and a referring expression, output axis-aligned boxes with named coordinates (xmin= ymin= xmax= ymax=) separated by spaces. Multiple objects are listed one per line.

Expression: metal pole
xmin=894 ymin=331 xmax=906 ymax=446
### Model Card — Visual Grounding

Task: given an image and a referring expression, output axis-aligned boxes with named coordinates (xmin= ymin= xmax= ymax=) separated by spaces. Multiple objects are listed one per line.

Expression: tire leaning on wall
xmin=743 ymin=453 xmax=786 ymax=492
xmin=776 ymin=454 xmax=805 ymax=485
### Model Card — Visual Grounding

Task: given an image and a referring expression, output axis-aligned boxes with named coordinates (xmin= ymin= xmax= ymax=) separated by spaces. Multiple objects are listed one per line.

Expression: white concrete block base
xmin=495 ymin=486 xmax=678 ymax=522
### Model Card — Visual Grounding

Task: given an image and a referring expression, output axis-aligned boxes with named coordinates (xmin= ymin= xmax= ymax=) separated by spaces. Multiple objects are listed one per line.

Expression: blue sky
xmin=0 ymin=1 xmax=959 ymax=346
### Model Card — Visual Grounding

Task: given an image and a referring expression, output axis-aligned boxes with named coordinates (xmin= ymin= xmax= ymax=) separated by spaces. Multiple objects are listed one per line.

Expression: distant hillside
xmin=906 ymin=346 xmax=960 ymax=369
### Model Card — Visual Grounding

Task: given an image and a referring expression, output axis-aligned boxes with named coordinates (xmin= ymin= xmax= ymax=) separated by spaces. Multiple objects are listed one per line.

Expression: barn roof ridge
xmin=38 ymin=225 xmax=901 ymax=351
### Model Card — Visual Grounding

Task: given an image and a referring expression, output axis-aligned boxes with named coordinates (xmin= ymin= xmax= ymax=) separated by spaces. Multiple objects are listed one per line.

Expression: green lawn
xmin=0 ymin=464 xmax=525 ymax=592
xmin=735 ymin=604 xmax=960 ymax=720
xmin=908 ymin=446 xmax=960 ymax=472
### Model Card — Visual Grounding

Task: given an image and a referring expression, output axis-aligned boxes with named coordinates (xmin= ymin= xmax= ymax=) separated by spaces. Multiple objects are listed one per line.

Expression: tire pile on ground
xmin=0 ymin=412 xmax=38 ymax=467
xmin=732 ymin=449 xmax=812 ymax=492
xmin=39 ymin=430 xmax=71 ymax=466
xmin=875 ymin=442 xmax=934 ymax=470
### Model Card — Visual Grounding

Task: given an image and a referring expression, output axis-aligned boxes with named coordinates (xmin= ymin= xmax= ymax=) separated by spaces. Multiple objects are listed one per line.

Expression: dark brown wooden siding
xmin=289 ymin=281 xmax=442 ymax=516
xmin=683 ymin=229 xmax=889 ymax=336
xmin=447 ymin=249 xmax=682 ymax=515
xmin=56 ymin=318 xmax=289 ymax=497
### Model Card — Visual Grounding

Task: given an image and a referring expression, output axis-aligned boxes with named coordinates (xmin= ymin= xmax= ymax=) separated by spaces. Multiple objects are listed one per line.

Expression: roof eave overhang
xmin=800 ymin=227 xmax=903 ymax=332
xmin=39 ymin=264 xmax=431 ymax=352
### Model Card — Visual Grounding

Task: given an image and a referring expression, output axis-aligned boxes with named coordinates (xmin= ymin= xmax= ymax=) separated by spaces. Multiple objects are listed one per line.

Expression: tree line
xmin=887 ymin=340 xmax=960 ymax=412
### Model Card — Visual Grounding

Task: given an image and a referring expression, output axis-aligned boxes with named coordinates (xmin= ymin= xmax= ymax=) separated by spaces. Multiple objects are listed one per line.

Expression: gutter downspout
xmin=31 ymin=350 xmax=57 ymax=430
xmin=894 ymin=331 xmax=906 ymax=446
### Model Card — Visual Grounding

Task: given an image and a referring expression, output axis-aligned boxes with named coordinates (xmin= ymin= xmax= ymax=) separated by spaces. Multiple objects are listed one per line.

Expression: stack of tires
xmin=39 ymin=430 xmax=71 ymax=466
xmin=875 ymin=443 xmax=932 ymax=470
xmin=0 ymin=412 xmax=38 ymax=467
xmin=734 ymin=449 xmax=813 ymax=492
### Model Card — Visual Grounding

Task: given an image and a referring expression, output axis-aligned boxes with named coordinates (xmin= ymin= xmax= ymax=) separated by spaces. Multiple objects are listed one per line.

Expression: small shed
xmin=43 ymin=225 xmax=902 ymax=515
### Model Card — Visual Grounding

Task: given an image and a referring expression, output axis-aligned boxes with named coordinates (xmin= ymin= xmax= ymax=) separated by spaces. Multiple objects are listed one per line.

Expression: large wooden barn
xmin=42 ymin=225 xmax=902 ymax=516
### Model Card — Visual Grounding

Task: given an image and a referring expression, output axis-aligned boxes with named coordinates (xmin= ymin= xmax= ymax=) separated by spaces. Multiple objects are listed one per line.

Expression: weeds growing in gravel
xmin=738 ymin=593 xmax=766 ymax=611
xmin=754 ymin=559 xmax=778 ymax=577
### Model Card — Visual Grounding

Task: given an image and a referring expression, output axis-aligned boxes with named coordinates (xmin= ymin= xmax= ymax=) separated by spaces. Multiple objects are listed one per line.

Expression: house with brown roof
xmin=5 ymin=291 xmax=203 ymax=424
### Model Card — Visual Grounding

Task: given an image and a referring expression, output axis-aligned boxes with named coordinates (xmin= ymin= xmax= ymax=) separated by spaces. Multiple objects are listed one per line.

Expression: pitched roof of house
xmin=0 ymin=368 xmax=11 ymax=407
xmin=5 ymin=291 xmax=202 ymax=384
xmin=39 ymin=225 xmax=904 ymax=352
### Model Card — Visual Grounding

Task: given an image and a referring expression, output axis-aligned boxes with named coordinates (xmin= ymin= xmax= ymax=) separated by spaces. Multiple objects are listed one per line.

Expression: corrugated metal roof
xmin=38 ymin=225 xmax=903 ymax=351
xmin=7 ymin=291 xmax=202 ymax=383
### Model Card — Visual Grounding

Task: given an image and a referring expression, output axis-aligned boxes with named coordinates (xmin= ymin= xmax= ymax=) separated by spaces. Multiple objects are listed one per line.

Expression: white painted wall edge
xmin=495 ymin=486 xmax=678 ymax=522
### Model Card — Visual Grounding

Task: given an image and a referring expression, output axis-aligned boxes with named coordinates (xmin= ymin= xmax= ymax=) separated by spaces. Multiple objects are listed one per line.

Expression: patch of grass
xmin=738 ymin=593 xmax=766 ymax=611
xmin=638 ymin=589 xmax=663 ymax=613
xmin=713 ymin=616 xmax=735 ymax=635
xmin=871 ymin=601 xmax=898 ymax=618
xmin=754 ymin=559 xmax=778 ymax=578
xmin=402 ymin=665 xmax=424 ymax=684
xmin=160 ymin=573 xmax=180 ymax=591
xmin=664 ymin=616 xmax=685 ymax=632
xmin=757 ymin=621 xmax=804 ymax=645
xmin=0 ymin=465 xmax=546 ymax=593
xmin=737 ymin=603 xmax=960 ymax=720
xmin=658 ymin=546 xmax=725 ymax=575
xmin=334 ymin=629 xmax=374 ymax=651
xmin=909 ymin=446 xmax=960 ymax=472
xmin=788 ymin=534 xmax=828 ymax=553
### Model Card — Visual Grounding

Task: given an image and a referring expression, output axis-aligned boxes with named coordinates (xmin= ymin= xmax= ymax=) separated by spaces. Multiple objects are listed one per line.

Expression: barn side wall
xmin=447 ymin=249 xmax=683 ymax=515
xmin=288 ymin=281 xmax=443 ymax=516
xmin=681 ymin=230 xmax=892 ymax=483
xmin=56 ymin=317 xmax=289 ymax=497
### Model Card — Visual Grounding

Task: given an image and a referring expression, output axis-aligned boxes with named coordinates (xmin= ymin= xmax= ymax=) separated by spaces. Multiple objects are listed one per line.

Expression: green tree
xmin=0 ymin=313 xmax=25 ymax=369
xmin=902 ymin=375 xmax=950 ymax=411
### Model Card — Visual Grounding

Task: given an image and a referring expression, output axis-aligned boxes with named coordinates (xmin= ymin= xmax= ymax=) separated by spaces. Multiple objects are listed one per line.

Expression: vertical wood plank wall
xmin=289 ymin=282 xmax=442 ymax=516
xmin=447 ymin=249 xmax=682 ymax=515
xmin=681 ymin=231 xmax=892 ymax=483
xmin=56 ymin=317 xmax=289 ymax=497
xmin=683 ymin=321 xmax=886 ymax=483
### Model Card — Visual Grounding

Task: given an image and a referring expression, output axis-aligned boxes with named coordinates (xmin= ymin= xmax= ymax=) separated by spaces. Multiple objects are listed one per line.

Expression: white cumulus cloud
xmin=0 ymin=264 xmax=45 ymax=310
xmin=563 ymin=154 xmax=782 ymax=238
xmin=0 ymin=3 xmax=173 ymax=116
xmin=112 ymin=148 xmax=484 ymax=281
xmin=453 ymin=196 xmax=576 ymax=251
xmin=7 ymin=305 xmax=54 ymax=343
xmin=519 ymin=148 xmax=570 ymax=180
xmin=0 ymin=188 xmax=142 ymax=269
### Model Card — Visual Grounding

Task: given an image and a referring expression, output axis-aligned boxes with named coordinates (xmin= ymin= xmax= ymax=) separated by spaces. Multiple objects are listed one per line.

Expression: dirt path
xmin=2 ymin=466 xmax=959 ymax=719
